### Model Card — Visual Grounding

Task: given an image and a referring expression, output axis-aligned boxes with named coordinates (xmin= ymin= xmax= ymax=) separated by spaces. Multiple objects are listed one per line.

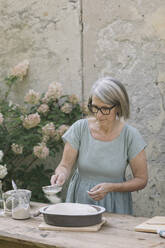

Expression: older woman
xmin=51 ymin=77 xmax=148 ymax=214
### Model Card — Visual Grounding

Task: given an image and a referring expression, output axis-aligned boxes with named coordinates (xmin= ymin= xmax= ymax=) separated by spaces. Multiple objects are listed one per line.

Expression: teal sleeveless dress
xmin=62 ymin=119 xmax=146 ymax=214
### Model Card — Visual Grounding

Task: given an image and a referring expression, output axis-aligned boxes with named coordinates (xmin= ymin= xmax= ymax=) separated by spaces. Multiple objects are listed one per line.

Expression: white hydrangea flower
xmin=42 ymin=123 xmax=55 ymax=137
xmin=0 ymin=151 xmax=3 ymax=162
xmin=68 ymin=94 xmax=79 ymax=104
xmin=33 ymin=143 xmax=49 ymax=159
xmin=10 ymin=60 xmax=29 ymax=80
xmin=61 ymin=103 xmax=73 ymax=114
xmin=0 ymin=164 xmax=7 ymax=179
xmin=24 ymin=89 xmax=40 ymax=104
xmin=11 ymin=144 xmax=23 ymax=154
xmin=42 ymin=82 xmax=63 ymax=102
xmin=37 ymin=104 xmax=49 ymax=114
xmin=0 ymin=113 xmax=4 ymax=125
xmin=23 ymin=113 xmax=40 ymax=129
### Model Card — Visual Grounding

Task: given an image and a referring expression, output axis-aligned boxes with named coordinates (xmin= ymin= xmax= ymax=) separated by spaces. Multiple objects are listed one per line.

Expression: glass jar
xmin=11 ymin=191 xmax=31 ymax=220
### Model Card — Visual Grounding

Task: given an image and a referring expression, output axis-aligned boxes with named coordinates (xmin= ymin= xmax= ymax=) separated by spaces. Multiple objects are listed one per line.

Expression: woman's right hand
xmin=50 ymin=172 xmax=67 ymax=186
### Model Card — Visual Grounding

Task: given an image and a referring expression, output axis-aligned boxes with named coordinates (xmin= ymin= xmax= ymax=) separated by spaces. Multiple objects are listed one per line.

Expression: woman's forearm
xmin=51 ymin=142 xmax=78 ymax=186
xmin=110 ymin=177 xmax=148 ymax=192
xmin=88 ymin=177 xmax=148 ymax=201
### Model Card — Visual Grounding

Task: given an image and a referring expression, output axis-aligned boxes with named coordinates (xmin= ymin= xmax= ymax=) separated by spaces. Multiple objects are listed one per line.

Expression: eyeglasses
xmin=88 ymin=104 xmax=116 ymax=115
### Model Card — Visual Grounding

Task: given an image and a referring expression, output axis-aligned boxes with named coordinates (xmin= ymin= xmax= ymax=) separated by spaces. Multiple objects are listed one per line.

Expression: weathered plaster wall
xmin=0 ymin=0 xmax=82 ymax=101
xmin=83 ymin=0 xmax=165 ymax=217
xmin=0 ymin=0 xmax=165 ymax=217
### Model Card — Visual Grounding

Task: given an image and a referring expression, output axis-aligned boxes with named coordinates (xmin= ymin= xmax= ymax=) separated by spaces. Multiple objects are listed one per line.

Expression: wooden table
xmin=0 ymin=202 xmax=164 ymax=248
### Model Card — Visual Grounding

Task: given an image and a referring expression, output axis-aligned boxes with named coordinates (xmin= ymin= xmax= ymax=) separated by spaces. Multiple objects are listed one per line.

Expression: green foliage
xmin=0 ymin=67 xmax=85 ymax=202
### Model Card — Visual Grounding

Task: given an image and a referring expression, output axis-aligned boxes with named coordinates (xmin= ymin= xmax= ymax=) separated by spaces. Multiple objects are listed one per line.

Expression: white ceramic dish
xmin=39 ymin=203 xmax=105 ymax=227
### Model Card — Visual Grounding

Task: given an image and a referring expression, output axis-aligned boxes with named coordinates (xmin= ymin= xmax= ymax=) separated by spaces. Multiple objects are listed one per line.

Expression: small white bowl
xmin=42 ymin=185 xmax=62 ymax=195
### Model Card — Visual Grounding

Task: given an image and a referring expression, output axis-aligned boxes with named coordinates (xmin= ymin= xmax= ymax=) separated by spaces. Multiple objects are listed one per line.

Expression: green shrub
xmin=0 ymin=60 xmax=86 ymax=202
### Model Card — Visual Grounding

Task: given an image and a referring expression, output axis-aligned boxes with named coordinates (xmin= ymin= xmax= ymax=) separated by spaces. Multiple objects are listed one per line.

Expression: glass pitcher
xmin=3 ymin=189 xmax=31 ymax=216
xmin=0 ymin=181 xmax=4 ymax=216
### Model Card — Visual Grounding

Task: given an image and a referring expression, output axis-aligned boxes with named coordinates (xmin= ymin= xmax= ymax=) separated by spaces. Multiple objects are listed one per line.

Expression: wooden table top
xmin=0 ymin=202 xmax=164 ymax=248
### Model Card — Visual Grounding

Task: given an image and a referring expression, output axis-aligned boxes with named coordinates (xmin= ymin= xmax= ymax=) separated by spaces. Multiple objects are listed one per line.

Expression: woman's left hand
xmin=87 ymin=183 xmax=114 ymax=201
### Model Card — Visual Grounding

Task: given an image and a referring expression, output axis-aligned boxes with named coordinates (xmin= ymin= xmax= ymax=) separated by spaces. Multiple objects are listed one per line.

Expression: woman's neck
xmin=88 ymin=117 xmax=125 ymax=142
xmin=95 ymin=119 xmax=119 ymax=135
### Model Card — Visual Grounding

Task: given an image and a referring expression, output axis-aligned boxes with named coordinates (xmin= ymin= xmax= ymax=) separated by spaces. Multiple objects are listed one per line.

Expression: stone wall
xmin=0 ymin=0 xmax=165 ymax=217
xmin=0 ymin=0 xmax=82 ymax=100
xmin=82 ymin=0 xmax=165 ymax=217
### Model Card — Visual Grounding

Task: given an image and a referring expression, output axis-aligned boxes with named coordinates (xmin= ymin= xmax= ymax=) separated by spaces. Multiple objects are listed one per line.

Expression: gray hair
xmin=89 ymin=77 xmax=130 ymax=119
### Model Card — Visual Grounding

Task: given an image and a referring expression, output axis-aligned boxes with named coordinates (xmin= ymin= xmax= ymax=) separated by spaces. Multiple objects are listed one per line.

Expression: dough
xmin=45 ymin=203 xmax=98 ymax=215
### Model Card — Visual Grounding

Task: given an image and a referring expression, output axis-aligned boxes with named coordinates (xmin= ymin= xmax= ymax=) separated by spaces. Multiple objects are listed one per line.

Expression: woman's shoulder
xmin=124 ymin=123 xmax=141 ymax=134
xmin=123 ymin=123 xmax=144 ymax=141
xmin=73 ymin=118 xmax=87 ymax=126
xmin=73 ymin=117 xmax=96 ymax=126
xmin=123 ymin=123 xmax=147 ymax=159
xmin=70 ymin=118 xmax=88 ymax=131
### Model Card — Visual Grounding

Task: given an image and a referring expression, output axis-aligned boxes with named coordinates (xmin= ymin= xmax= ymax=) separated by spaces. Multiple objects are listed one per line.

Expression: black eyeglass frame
xmin=88 ymin=104 xmax=116 ymax=115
